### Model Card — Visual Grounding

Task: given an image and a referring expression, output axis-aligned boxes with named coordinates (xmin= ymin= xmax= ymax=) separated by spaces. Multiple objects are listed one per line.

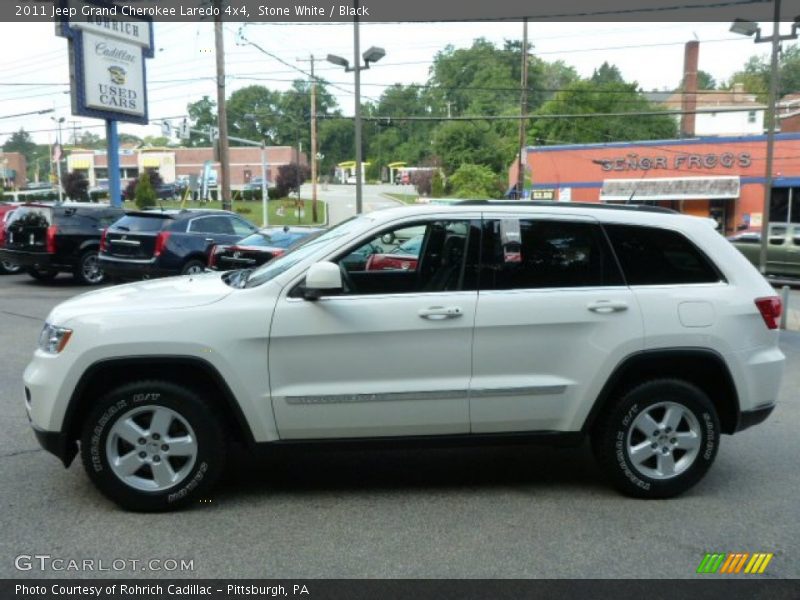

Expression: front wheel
xmin=80 ymin=380 xmax=226 ymax=511
xmin=592 ymin=379 xmax=720 ymax=499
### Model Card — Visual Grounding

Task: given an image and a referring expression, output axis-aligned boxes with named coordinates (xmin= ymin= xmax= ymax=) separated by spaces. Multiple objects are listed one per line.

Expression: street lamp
xmin=730 ymin=5 xmax=800 ymax=275
xmin=328 ymin=12 xmax=386 ymax=215
xmin=50 ymin=116 xmax=65 ymax=203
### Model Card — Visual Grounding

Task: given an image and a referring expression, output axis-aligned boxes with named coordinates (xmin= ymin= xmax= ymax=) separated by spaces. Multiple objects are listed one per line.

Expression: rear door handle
xmin=418 ymin=306 xmax=463 ymax=320
xmin=587 ymin=300 xmax=629 ymax=313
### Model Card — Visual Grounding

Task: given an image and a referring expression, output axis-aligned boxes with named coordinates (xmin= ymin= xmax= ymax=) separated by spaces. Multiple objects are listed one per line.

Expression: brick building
xmin=0 ymin=152 xmax=28 ymax=190
xmin=66 ymin=146 xmax=306 ymax=190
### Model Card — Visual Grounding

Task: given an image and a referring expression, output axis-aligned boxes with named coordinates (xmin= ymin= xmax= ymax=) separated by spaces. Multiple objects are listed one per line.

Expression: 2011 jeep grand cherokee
xmin=24 ymin=202 xmax=785 ymax=511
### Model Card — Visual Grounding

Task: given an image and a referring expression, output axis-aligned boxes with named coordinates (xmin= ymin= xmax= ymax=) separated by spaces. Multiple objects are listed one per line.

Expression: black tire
xmin=74 ymin=249 xmax=105 ymax=285
xmin=80 ymin=380 xmax=227 ymax=512
xmin=181 ymin=259 xmax=206 ymax=275
xmin=27 ymin=267 xmax=57 ymax=281
xmin=592 ymin=379 xmax=720 ymax=499
xmin=0 ymin=260 xmax=22 ymax=275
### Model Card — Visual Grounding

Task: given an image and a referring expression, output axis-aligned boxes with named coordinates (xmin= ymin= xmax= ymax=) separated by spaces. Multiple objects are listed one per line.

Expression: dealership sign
xmin=56 ymin=0 xmax=153 ymax=124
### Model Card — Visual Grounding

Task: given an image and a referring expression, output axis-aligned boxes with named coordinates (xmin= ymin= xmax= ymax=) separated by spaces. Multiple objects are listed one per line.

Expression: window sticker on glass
xmin=500 ymin=219 xmax=522 ymax=263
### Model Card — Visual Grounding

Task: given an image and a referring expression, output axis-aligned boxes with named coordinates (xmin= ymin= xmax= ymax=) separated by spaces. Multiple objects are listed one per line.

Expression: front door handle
xmin=418 ymin=306 xmax=463 ymax=320
xmin=587 ymin=300 xmax=629 ymax=314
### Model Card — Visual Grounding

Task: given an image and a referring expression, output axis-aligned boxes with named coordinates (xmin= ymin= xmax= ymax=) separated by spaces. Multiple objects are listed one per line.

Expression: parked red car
xmin=364 ymin=235 xmax=423 ymax=271
xmin=209 ymin=226 xmax=323 ymax=271
xmin=0 ymin=202 xmax=21 ymax=274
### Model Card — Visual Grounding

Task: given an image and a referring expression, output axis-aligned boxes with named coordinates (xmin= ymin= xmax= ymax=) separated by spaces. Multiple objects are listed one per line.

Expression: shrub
xmin=448 ymin=164 xmax=503 ymax=199
xmin=134 ymin=173 xmax=156 ymax=209
xmin=275 ymin=163 xmax=310 ymax=198
xmin=63 ymin=171 xmax=89 ymax=202
xmin=431 ymin=171 xmax=445 ymax=198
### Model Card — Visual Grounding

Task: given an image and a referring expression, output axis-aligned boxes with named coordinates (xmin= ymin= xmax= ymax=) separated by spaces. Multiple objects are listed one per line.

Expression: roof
xmin=660 ymin=89 xmax=765 ymax=109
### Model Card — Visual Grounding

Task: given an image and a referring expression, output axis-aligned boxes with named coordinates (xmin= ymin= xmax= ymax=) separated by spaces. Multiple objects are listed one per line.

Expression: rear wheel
xmin=27 ymin=267 xmax=57 ymax=281
xmin=0 ymin=259 xmax=21 ymax=275
xmin=80 ymin=380 xmax=226 ymax=512
xmin=181 ymin=259 xmax=205 ymax=275
xmin=74 ymin=250 xmax=105 ymax=285
xmin=592 ymin=379 xmax=720 ymax=499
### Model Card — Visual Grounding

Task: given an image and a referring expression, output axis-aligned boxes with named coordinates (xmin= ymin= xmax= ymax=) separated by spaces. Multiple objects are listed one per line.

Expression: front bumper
xmin=32 ymin=425 xmax=77 ymax=468
xmin=735 ymin=404 xmax=776 ymax=433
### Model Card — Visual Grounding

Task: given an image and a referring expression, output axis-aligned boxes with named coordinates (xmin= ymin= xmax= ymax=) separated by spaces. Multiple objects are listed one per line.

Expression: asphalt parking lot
xmin=0 ymin=273 xmax=798 ymax=579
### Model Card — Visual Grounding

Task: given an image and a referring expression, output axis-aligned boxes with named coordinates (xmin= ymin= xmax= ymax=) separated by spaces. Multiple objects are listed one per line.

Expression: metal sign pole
xmin=106 ymin=120 xmax=121 ymax=207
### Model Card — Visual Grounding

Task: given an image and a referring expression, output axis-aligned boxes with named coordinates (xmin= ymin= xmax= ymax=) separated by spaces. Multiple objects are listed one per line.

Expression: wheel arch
xmin=583 ymin=348 xmax=740 ymax=435
xmin=63 ymin=356 xmax=256 ymax=455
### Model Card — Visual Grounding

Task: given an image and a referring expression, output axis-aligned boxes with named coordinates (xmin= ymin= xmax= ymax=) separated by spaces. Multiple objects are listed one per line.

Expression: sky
xmin=0 ymin=20 xmax=791 ymax=147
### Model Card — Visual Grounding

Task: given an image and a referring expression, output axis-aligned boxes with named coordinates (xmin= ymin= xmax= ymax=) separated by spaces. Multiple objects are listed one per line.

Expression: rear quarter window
xmin=604 ymin=224 xmax=723 ymax=285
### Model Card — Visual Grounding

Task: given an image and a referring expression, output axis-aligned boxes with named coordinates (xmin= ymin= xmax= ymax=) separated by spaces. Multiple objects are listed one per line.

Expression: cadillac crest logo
xmin=108 ymin=66 xmax=127 ymax=85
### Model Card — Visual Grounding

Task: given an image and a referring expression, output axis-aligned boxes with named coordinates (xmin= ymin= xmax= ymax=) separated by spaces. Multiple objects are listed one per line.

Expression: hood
xmin=48 ymin=272 xmax=233 ymax=325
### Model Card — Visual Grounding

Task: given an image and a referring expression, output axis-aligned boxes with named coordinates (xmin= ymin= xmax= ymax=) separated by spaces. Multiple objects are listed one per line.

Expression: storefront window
xmin=770 ymin=188 xmax=800 ymax=224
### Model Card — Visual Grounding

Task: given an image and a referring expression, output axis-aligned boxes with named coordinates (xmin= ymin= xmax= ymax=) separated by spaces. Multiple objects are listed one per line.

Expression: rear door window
xmin=604 ymin=224 xmax=723 ymax=285
xmin=479 ymin=219 xmax=624 ymax=290
xmin=189 ymin=216 xmax=235 ymax=235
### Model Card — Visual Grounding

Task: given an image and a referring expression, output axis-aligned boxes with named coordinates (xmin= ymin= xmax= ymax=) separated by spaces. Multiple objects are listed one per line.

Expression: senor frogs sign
xmin=81 ymin=31 xmax=144 ymax=117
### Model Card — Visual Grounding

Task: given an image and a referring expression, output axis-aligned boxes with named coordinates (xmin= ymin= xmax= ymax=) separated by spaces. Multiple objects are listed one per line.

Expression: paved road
xmin=301 ymin=183 xmax=414 ymax=225
xmin=0 ymin=274 xmax=798 ymax=579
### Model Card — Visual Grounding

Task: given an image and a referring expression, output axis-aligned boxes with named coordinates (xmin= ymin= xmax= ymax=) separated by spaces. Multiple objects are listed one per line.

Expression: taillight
xmin=754 ymin=296 xmax=782 ymax=330
xmin=0 ymin=227 xmax=5 ymax=247
xmin=154 ymin=231 xmax=171 ymax=257
xmin=46 ymin=225 xmax=58 ymax=254
xmin=271 ymin=249 xmax=285 ymax=258
xmin=208 ymin=245 xmax=218 ymax=267
xmin=99 ymin=228 xmax=108 ymax=252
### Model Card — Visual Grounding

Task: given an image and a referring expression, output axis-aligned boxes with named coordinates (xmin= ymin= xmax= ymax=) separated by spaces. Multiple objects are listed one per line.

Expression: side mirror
xmin=303 ymin=261 xmax=342 ymax=300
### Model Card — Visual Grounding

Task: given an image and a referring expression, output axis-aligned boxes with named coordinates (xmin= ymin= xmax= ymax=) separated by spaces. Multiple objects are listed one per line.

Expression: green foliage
xmin=697 ymin=70 xmax=717 ymax=90
xmin=433 ymin=121 xmax=507 ymax=173
xmin=2 ymin=128 xmax=36 ymax=157
xmin=431 ymin=170 xmax=445 ymax=198
xmin=186 ymin=96 xmax=217 ymax=147
xmin=725 ymin=44 xmax=800 ymax=101
xmin=449 ymin=164 xmax=502 ymax=199
xmin=134 ymin=173 xmax=156 ymax=209
xmin=533 ymin=80 xmax=678 ymax=145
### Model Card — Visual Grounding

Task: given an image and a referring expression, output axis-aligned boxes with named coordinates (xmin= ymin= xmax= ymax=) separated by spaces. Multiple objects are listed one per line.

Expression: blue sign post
xmin=56 ymin=0 xmax=153 ymax=207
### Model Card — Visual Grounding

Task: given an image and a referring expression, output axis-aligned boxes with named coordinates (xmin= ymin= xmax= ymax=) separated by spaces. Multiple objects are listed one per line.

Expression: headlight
xmin=38 ymin=323 xmax=73 ymax=354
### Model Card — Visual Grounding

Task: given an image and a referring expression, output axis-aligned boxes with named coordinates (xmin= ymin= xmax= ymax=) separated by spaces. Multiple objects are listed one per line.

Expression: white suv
xmin=24 ymin=202 xmax=785 ymax=511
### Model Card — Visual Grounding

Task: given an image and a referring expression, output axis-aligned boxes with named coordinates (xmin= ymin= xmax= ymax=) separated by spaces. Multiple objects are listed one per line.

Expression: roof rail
xmin=454 ymin=200 xmax=677 ymax=214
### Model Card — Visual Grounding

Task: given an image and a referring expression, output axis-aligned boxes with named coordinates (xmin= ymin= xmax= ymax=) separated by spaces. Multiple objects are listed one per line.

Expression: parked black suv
xmin=0 ymin=203 xmax=124 ymax=284
xmin=99 ymin=209 xmax=258 ymax=279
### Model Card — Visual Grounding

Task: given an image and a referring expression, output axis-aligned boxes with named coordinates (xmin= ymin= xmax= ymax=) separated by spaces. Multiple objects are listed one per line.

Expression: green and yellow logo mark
xmin=697 ymin=552 xmax=773 ymax=574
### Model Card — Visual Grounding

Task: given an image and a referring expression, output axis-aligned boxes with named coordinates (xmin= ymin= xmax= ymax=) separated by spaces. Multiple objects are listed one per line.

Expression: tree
xmin=74 ymin=131 xmax=104 ymax=149
xmin=186 ymin=96 xmax=217 ymax=147
xmin=124 ymin=170 xmax=162 ymax=202
xmin=725 ymin=44 xmax=800 ymax=101
xmin=532 ymin=79 xmax=678 ymax=145
xmin=697 ymin=70 xmax=717 ymax=90
xmin=431 ymin=170 xmax=445 ymax=198
xmin=142 ymin=136 xmax=171 ymax=147
xmin=448 ymin=164 xmax=503 ymax=199
xmin=3 ymin=128 xmax=36 ymax=159
xmin=432 ymin=120 xmax=507 ymax=174
xmin=318 ymin=118 xmax=354 ymax=176
xmin=134 ymin=172 xmax=157 ymax=209
xmin=118 ymin=133 xmax=143 ymax=146
xmin=275 ymin=163 xmax=310 ymax=198
xmin=226 ymin=85 xmax=284 ymax=145
xmin=63 ymin=171 xmax=89 ymax=201
xmin=591 ymin=62 xmax=625 ymax=85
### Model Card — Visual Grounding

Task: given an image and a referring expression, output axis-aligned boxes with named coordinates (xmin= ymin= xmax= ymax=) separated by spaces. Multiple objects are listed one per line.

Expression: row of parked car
xmin=0 ymin=201 xmax=431 ymax=285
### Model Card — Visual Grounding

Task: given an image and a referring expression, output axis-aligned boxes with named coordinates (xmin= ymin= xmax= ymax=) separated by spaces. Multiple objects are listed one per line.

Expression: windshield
xmin=243 ymin=217 xmax=369 ymax=288
xmin=7 ymin=205 xmax=52 ymax=228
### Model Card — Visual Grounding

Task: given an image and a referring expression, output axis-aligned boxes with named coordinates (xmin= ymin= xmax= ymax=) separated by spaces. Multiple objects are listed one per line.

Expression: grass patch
xmin=384 ymin=192 xmax=419 ymax=204
xmin=145 ymin=197 xmax=326 ymax=227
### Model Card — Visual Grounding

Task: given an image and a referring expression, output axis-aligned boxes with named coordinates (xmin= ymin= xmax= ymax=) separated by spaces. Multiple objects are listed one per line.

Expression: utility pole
xmin=297 ymin=55 xmax=319 ymax=222
xmin=214 ymin=0 xmax=232 ymax=212
xmin=516 ymin=18 xmax=528 ymax=199
xmin=353 ymin=2 xmax=363 ymax=214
